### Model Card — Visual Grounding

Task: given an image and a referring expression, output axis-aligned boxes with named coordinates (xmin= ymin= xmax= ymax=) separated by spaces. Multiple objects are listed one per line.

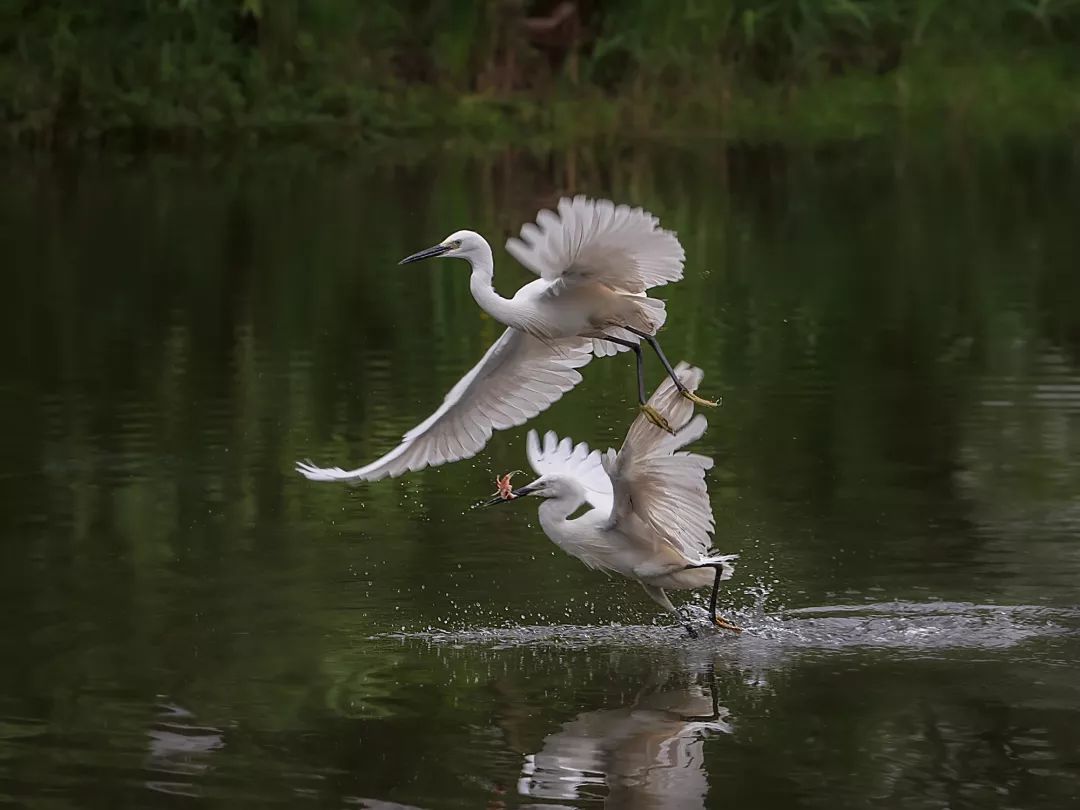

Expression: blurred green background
xmin=4 ymin=0 xmax=1080 ymax=147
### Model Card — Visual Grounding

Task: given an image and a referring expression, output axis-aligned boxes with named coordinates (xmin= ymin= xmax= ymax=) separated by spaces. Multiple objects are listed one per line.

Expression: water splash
xmin=390 ymin=601 xmax=1077 ymax=657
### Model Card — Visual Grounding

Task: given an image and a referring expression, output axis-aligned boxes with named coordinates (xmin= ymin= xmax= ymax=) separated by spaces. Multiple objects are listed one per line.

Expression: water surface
xmin=1 ymin=145 xmax=1079 ymax=808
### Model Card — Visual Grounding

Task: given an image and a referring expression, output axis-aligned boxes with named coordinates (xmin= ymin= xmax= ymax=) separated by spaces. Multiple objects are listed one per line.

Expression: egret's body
xmin=297 ymin=196 xmax=714 ymax=484
xmin=484 ymin=364 xmax=740 ymax=635
xmin=470 ymin=254 xmax=665 ymax=343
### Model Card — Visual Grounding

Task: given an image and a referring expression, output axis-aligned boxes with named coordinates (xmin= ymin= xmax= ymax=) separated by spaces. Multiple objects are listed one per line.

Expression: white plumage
xmin=526 ymin=430 xmax=613 ymax=514
xmin=505 ymin=196 xmax=684 ymax=293
xmin=296 ymin=195 xmax=707 ymax=484
xmin=486 ymin=363 xmax=740 ymax=635
xmin=296 ymin=330 xmax=592 ymax=482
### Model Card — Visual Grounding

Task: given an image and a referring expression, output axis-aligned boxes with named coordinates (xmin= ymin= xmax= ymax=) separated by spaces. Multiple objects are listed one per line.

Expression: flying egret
xmin=481 ymin=363 xmax=740 ymax=637
xmin=296 ymin=196 xmax=716 ymax=484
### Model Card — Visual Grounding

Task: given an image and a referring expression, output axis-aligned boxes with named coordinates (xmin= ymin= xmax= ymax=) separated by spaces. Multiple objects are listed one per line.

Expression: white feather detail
xmin=296 ymin=328 xmax=592 ymax=483
xmin=603 ymin=362 xmax=718 ymax=563
xmin=525 ymin=429 xmax=614 ymax=514
xmin=506 ymin=196 xmax=685 ymax=295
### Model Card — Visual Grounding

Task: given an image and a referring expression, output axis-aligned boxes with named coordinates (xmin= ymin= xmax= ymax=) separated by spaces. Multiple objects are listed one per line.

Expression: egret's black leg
xmin=684 ymin=562 xmax=743 ymax=633
xmin=681 ymin=667 xmax=722 ymax=722
xmin=601 ymin=334 xmax=675 ymax=434
xmin=707 ymin=668 xmax=720 ymax=718
xmin=708 ymin=567 xmax=722 ymax=620
xmin=624 ymin=326 xmax=718 ymax=407
xmin=707 ymin=564 xmax=743 ymax=632
xmin=623 ymin=325 xmax=680 ymax=387
xmin=676 ymin=606 xmax=700 ymax=638
xmin=644 ymin=583 xmax=700 ymax=637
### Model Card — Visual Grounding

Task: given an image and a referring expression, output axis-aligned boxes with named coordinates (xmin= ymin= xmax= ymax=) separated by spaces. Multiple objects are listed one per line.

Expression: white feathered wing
xmin=526 ymin=429 xmax=614 ymax=514
xmin=506 ymin=195 xmax=685 ymax=294
xmin=520 ymin=363 xmax=733 ymax=571
xmin=604 ymin=363 xmax=732 ymax=569
xmin=297 ymin=329 xmax=592 ymax=482
xmin=506 ymin=195 xmax=685 ymax=358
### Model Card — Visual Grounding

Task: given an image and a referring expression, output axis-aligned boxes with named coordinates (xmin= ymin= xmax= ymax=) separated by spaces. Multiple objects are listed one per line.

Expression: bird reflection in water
xmin=517 ymin=674 xmax=732 ymax=808
xmin=143 ymin=702 xmax=224 ymax=798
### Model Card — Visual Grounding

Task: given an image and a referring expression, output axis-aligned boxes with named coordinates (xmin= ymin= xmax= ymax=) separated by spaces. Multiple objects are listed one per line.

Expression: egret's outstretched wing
xmin=297 ymin=329 xmax=593 ymax=483
xmin=526 ymin=429 xmax=614 ymax=515
xmin=604 ymin=363 xmax=716 ymax=561
xmin=505 ymin=196 xmax=685 ymax=295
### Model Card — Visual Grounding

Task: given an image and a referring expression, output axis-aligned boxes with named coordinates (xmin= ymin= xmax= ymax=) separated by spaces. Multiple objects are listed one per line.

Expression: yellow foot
xmin=681 ymin=389 xmax=720 ymax=407
xmin=712 ymin=615 xmax=743 ymax=633
xmin=640 ymin=404 xmax=676 ymax=435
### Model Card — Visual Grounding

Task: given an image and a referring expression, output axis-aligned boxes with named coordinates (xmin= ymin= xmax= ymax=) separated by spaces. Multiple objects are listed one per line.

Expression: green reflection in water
xmin=0 ymin=144 xmax=1079 ymax=808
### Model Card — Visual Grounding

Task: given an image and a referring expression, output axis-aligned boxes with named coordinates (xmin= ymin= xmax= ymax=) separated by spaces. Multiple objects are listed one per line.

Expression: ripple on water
xmin=389 ymin=601 xmax=1078 ymax=657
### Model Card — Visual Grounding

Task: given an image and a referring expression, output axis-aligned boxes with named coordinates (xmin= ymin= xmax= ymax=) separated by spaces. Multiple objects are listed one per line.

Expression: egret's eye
xmin=452 ymin=240 xmax=462 ymax=249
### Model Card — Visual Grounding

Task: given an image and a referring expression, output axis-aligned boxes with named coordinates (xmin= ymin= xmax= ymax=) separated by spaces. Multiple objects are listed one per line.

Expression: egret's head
xmin=399 ymin=229 xmax=489 ymax=266
xmin=477 ymin=474 xmax=571 ymax=508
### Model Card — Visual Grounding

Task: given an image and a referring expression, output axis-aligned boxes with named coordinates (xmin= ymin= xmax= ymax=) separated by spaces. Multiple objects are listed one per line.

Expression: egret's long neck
xmin=466 ymin=243 xmax=518 ymax=326
xmin=537 ymin=490 xmax=597 ymax=567
xmin=537 ymin=492 xmax=587 ymax=538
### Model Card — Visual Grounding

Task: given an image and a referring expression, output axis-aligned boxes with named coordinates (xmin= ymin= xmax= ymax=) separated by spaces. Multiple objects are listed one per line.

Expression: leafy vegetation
xmin=2 ymin=0 xmax=1080 ymax=147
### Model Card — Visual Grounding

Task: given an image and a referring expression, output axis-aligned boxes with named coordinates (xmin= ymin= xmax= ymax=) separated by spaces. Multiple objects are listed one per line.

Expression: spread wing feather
xmin=505 ymin=196 xmax=685 ymax=295
xmin=603 ymin=363 xmax=717 ymax=562
xmin=297 ymin=329 xmax=593 ymax=483
xmin=526 ymin=429 xmax=615 ymax=515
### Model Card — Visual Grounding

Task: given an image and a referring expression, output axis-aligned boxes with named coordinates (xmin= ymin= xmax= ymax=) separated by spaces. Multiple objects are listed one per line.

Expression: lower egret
xmin=296 ymin=196 xmax=716 ymax=485
xmin=481 ymin=363 xmax=740 ymax=636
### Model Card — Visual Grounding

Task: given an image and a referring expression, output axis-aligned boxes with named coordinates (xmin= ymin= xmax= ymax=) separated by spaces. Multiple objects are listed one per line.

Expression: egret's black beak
xmin=399 ymin=242 xmax=452 ymax=265
xmin=476 ymin=485 xmax=539 ymax=509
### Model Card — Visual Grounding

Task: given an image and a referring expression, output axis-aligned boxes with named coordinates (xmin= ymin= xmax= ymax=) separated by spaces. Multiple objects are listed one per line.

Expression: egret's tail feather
xmin=635 ymin=294 xmax=669 ymax=333
xmin=592 ymin=326 xmax=638 ymax=358
xmin=591 ymin=297 xmax=668 ymax=358
xmin=698 ymin=552 xmax=738 ymax=581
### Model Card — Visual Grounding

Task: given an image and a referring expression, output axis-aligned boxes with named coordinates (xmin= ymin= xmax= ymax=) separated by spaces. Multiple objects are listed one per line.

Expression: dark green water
xmin=2 ymin=145 xmax=1079 ymax=808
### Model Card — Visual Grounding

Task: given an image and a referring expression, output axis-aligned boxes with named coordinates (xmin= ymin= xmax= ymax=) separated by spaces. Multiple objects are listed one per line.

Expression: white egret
xmin=296 ymin=196 xmax=716 ymax=484
xmin=481 ymin=363 xmax=740 ymax=636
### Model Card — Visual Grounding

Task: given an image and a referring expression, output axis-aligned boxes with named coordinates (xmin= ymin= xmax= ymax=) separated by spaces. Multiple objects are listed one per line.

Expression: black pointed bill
xmin=399 ymin=242 xmax=452 ymax=265
xmin=476 ymin=485 xmax=539 ymax=509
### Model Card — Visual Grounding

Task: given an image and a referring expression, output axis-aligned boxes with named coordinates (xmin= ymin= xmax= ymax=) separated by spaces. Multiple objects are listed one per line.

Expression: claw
xmin=640 ymin=404 xmax=676 ymax=435
xmin=681 ymin=389 xmax=720 ymax=408
xmin=712 ymin=615 xmax=743 ymax=633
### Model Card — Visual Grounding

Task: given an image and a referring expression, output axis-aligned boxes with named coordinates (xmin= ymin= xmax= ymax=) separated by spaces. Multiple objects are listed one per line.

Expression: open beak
xmin=476 ymin=485 xmax=538 ymax=508
xmin=399 ymin=242 xmax=452 ymax=265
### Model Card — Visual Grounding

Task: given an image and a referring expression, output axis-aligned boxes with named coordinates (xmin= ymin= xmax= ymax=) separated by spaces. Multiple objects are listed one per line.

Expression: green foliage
xmin=2 ymin=0 xmax=1080 ymax=146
